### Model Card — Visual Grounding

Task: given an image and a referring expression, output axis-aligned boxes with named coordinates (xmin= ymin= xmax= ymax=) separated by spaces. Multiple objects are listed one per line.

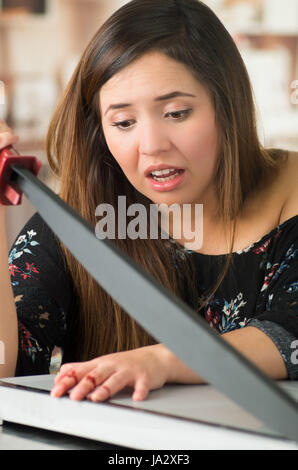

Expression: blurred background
xmin=1 ymin=0 xmax=298 ymax=247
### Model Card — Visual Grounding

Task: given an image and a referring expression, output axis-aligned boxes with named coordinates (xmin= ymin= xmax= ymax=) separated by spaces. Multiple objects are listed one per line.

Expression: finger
xmin=89 ymin=372 xmax=129 ymax=402
xmin=54 ymin=363 xmax=75 ymax=384
xmin=50 ymin=375 xmax=77 ymax=397
xmin=132 ymin=378 xmax=149 ymax=401
xmin=0 ymin=131 xmax=19 ymax=149
xmin=54 ymin=363 xmax=83 ymax=384
xmin=69 ymin=368 xmax=111 ymax=401
xmin=0 ymin=120 xmax=13 ymax=132
xmin=51 ymin=362 xmax=95 ymax=397
xmin=51 ymin=369 xmax=79 ymax=397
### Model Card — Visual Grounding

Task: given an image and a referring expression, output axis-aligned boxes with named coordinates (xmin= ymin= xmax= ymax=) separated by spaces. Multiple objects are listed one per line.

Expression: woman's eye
xmin=111 ymin=120 xmax=133 ymax=130
xmin=165 ymin=109 xmax=192 ymax=120
xmin=110 ymin=109 xmax=192 ymax=131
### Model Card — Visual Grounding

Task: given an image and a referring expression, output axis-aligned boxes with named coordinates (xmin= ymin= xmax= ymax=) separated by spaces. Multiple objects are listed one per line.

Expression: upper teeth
xmin=151 ymin=168 xmax=178 ymax=176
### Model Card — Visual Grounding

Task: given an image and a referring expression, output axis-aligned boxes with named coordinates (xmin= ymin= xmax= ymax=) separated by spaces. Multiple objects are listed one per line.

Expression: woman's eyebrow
xmin=104 ymin=91 xmax=196 ymax=116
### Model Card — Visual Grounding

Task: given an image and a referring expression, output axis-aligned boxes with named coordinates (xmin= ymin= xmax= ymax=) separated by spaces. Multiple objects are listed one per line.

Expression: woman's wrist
xmin=155 ymin=343 xmax=205 ymax=385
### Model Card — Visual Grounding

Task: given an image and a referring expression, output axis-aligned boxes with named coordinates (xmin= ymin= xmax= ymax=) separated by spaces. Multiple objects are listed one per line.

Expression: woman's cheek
xmin=117 ymin=152 xmax=138 ymax=179
xmin=189 ymin=122 xmax=219 ymax=165
xmin=104 ymin=131 xmax=135 ymax=169
xmin=108 ymin=148 xmax=141 ymax=188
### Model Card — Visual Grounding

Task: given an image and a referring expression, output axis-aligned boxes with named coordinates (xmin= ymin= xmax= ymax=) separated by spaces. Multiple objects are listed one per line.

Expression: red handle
xmin=0 ymin=145 xmax=42 ymax=206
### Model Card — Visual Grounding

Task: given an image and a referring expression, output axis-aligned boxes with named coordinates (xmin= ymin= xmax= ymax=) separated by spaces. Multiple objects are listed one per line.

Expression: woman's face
xmin=99 ymin=52 xmax=221 ymax=212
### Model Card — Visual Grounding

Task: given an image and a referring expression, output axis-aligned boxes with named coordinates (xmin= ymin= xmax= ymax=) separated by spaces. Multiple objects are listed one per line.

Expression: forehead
xmin=99 ymin=52 xmax=204 ymax=107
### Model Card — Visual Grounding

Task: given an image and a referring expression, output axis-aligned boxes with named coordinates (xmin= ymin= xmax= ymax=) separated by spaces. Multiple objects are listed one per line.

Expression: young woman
xmin=0 ymin=0 xmax=297 ymax=403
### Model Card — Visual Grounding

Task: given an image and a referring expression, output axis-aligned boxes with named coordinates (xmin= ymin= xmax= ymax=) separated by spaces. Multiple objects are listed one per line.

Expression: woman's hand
xmin=0 ymin=120 xmax=19 ymax=377
xmin=0 ymin=120 xmax=19 ymax=214
xmin=51 ymin=344 xmax=174 ymax=402
xmin=0 ymin=119 xmax=19 ymax=150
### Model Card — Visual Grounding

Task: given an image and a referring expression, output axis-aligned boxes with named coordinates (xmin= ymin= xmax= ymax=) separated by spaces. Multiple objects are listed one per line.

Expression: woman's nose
xmin=138 ymin=120 xmax=171 ymax=156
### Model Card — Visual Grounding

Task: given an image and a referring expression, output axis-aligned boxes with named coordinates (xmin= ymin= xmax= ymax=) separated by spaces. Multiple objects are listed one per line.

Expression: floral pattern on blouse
xmin=9 ymin=229 xmax=40 ymax=286
xmin=8 ymin=222 xmax=67 ymax=374
xmin=168 ymin=217 xmax=298 ymax=338
xmin=18 ymin=320 xmax=47 ymax=363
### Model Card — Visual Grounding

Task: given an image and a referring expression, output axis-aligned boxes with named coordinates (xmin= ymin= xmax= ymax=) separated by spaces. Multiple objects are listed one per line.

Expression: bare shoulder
xmin=279 ymin=150 xmax=298 ymax=224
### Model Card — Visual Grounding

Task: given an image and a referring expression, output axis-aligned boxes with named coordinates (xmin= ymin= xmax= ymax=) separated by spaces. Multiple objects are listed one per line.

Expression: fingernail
xmin=91 ymin=388 xmax=109 ymax=402
xmin=133 ymin=392 xmax=146 ymax=401
xmin=69 ymin=392 xmax=81 ymax=401
xmin=50 ymin=385 xmax=63 ymax=397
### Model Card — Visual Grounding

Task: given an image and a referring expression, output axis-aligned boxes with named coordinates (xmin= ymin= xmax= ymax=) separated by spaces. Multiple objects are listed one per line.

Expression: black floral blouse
xmin=8 ymin=211 xmax=298 ymax=379
xmin=168 ymin=213 xmax=298 ymax=379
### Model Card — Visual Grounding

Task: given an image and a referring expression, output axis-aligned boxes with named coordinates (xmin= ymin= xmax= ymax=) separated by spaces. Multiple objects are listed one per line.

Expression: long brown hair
xmin=46 ymin=0 xmax=287 ymax=361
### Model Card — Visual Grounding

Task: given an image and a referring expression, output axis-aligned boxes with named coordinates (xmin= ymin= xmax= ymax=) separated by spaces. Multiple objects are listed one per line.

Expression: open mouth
xmin=148 ymin=169 xmax=184 ymax=183
xmin=146 ymin=168 xmax=186 ymax=191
